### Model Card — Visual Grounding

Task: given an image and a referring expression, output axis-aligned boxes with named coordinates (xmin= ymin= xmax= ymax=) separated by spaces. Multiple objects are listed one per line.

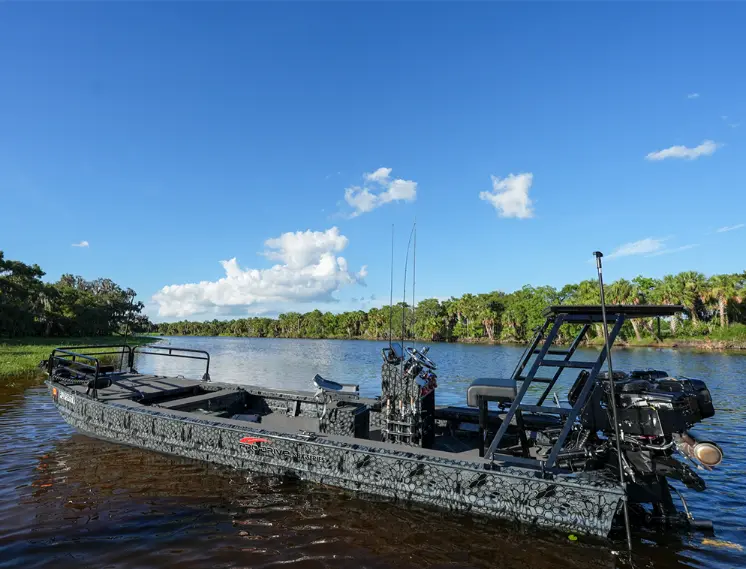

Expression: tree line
xmin=0 ymin=251 xmax=154 ymax=337
xmin=157 ymin=271 xmax=746 ymax=344
xmin=4 ymin=248 xmax=743 ymax=344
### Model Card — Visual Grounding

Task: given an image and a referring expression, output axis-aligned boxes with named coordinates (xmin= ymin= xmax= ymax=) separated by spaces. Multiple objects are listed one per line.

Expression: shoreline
xmin=155 ymin=333 xmax=746 ymax=352
xmin=4 ymin=333 xmax=744 ymax=387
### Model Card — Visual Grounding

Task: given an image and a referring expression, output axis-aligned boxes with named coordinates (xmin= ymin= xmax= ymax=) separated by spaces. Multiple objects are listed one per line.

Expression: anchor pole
xmin=593 ymin=251 xmax=633 ymax=558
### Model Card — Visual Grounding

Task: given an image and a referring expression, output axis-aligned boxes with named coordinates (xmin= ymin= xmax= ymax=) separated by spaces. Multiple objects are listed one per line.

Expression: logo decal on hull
xmin=54 ymin=389 xmax=75 ymax=405
xmin=240 ymin=436 xmax=269 ymax=445
xmin=239 ymin=435 xmax=327 ymax=464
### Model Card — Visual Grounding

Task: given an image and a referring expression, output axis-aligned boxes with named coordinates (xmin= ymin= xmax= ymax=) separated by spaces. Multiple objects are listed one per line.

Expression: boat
xmin=44 ymin=304 xmax=724 ymax=540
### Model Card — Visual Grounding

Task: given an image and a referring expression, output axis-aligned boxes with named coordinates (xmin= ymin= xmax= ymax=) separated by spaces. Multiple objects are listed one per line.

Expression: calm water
xmin=1 ymin=337 xmax=745 ymax=568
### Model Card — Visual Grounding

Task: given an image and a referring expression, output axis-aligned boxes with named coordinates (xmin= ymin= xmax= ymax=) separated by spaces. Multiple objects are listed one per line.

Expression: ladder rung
xmin=517 ymin=376 xmax=554 ymax=383
xmin=519 ymin=404 xmax=573 ymax=416
xmin=540 ymin=359 xmax=596 ymax=369
xmin=532 ymin=348 xmax=571 ymax=355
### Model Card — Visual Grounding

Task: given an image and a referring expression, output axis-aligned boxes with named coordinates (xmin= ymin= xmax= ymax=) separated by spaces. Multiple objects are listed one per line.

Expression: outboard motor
xmin=381 ymin=343 xmax=438 ymax=448
xmin=568 ymin=368 xmax=722 ymax=527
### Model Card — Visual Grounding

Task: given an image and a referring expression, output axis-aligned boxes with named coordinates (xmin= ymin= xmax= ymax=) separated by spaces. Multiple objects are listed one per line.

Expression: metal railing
xmin=47 ymin=344 xmax=134 ymax=399
xmin=130 ymin=345 xmax=211 ymax=381
xmin=47 ymin=344 xmax=213 ymax=398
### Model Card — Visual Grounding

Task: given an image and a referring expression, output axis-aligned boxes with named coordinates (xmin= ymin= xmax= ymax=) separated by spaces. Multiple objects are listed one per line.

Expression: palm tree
xmin=608 ymin=279 xmax=643 ymax=341
xmin=705 ymin=274 xmax=739 ymax=328
xmin=476 ymin=292 xmax=504 ymax=343
xmin=632 ymin=276 xmax=663 ymax=341
xmin=655 ymin=275 xmax=684 ymax=336
xmin=675 ymin=271 xmax=708 ymax=325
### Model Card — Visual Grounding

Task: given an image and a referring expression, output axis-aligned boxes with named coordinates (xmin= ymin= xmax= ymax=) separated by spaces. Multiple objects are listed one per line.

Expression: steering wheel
xmin=405 ymin=346 xmax=437 ymax=370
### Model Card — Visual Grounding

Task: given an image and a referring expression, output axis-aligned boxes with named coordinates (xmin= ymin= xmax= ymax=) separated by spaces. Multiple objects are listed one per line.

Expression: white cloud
xmin=607 ymin=237 xmax=665 ymax=259
xmin=344 ymin=167 xmax=417 ymax=217
xmin=646 ymin=244 xmax=699 ymax=257
xmin=71 ymin=241 xmax=89 ymax=248
xmin=645 ymin=140 xmax=719 ymax=161
xmin=606 ymin=237 xmax=697 ymax=259
xmin=364 ymin=167 xmax=392 ymax=183
xmin=479 ymin=173 xmax=535 ymax=219
xmin=721 ymin=116 xmax=740 ymax=129
xmin=716 ymin=223 xmax=745 ymax=233
xmin=687 ymin=93 xmax=700 ymax=99
xmin=152 ymin=227 xmax=367 ymax=318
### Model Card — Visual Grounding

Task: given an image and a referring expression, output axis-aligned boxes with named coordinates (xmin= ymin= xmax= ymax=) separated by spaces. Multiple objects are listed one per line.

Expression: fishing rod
xmin=388 ymin=224 xmax=394 ymax=349
xmin=593 ymin=251 xmax=633 ymax=559
xmin=401 ymin=224 xmax=416 ymax=349
xmin=412 ymin=222 xmax=416 ymax=351
xmin=399 ymin=223 xmax=416 ymax=385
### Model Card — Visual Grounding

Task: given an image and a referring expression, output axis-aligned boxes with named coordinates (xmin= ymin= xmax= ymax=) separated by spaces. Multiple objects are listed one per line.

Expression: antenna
xmin=412 ymin=222 xmax=417 ymax=349
xmin=593 ymin=251 xmax=633 ymax=559
xmin=388 ymin=224 xmax=394 ymax=348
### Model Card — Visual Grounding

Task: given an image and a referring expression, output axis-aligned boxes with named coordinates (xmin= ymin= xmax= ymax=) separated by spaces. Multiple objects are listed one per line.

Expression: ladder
xmin=485 ymin=308 xmax=626 ymax=469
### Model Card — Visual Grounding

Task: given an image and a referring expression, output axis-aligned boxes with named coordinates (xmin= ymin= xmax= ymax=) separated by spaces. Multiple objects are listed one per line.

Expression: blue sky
xmin=1 ymin=3 xmax=744 ymax=321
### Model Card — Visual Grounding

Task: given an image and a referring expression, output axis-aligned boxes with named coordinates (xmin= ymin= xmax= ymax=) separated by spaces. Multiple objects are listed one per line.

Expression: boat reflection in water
xmin=21 ymin=429 xmax=729 ymax=569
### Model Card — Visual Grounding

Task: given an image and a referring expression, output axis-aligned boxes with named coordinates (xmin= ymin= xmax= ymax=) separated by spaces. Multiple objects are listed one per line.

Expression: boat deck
xmin=65 ymin=373 xmax=211 ymax=402
xmin=61 ymin=373 xmax=484 ymax=458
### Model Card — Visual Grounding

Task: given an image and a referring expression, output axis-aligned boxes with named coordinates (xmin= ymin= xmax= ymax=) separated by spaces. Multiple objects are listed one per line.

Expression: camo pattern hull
xmin=47 ymin=382 xmax=624 ymax=537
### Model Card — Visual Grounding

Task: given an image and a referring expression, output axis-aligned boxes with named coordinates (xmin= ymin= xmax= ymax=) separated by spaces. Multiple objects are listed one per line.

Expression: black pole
xmin=593 ymin=251 xmax=633 ymax=558
xmin=120 ymin=290 xmax=135 ymax=371
xmin=657 ymin=316 xmax=661 ymax=339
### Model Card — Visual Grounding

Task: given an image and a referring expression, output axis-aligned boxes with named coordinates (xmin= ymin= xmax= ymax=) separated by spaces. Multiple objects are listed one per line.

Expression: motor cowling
xmin=608 ymin=370 xmax=715 ymax=436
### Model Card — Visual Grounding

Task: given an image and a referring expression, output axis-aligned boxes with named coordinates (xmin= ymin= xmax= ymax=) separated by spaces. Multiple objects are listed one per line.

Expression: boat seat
xmin=313 ymin=374 xmax=359 ymax=395
xmin=467 ymin=378 xmax=517 ymax=458
xmin=467 ymin=378 xmax=517 ymax=407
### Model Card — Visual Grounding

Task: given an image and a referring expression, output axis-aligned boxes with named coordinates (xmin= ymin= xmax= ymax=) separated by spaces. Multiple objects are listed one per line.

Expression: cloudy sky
xmin=1 ymin=3 xmax=744 ymax=321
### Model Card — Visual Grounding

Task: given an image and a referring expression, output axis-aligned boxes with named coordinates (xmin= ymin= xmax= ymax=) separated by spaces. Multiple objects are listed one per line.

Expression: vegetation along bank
xmin=0 ymin=250 xmax=157 ymax=383
xmin=3 ymin=248 xmax=746 ymax=387
xmin=157 ymin=273 xmax=746 ymax=350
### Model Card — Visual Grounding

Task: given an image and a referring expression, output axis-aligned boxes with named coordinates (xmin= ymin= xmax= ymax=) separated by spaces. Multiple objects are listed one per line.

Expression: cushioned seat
xmin=313 ymin=374 xmax=359 ymax=394
xmin=467 ymin=378 xmax=517 ymax=407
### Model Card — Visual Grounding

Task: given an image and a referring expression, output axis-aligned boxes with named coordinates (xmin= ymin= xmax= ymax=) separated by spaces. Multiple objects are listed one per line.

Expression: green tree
xmin=675 ymin=271 xmax=708 ymax=325
xmin=705 ymin=274 xmax=740 ymax=328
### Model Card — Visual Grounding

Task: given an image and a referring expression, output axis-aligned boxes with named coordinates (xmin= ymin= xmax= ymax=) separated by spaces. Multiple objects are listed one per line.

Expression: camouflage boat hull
xmin=47 ymin=381 xmax=624 ymax=537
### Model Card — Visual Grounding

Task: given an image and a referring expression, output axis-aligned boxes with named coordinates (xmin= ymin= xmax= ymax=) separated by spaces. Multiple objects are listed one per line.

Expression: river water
xmin=1 ymin=337 xmax=745 ymax=568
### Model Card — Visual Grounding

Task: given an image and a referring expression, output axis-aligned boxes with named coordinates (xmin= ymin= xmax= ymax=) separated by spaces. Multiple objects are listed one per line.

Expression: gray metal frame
xmin=130 ymin=344 xmax=212 ymax=381
xmin=485 ymin=310 xmax=627 ymax=470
